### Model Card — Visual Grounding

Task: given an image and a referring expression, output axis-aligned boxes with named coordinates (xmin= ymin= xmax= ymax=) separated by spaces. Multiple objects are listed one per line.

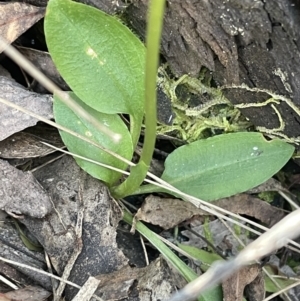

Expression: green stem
xmin=112 ymin=0 xmax=166 ymax=198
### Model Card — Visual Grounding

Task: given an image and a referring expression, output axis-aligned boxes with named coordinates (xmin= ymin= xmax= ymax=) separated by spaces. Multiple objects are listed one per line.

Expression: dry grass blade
xmin=168 ymin=208 xmax=300 ymax=301
xmin=263 ymin=280 xmax=300 ymax=301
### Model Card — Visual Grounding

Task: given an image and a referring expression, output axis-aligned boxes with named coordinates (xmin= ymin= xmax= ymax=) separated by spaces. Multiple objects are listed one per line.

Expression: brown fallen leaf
xmin=0 ymin=2 xmax=45 ymax=52
xmin=182 ymin=219 xmax=250 ymax=255
xmin=0 ymin=76 xmax=53 ymax=141
xmin=247 ymin=177 xmax=289 ymax=194
xmin=95 ymin=257 xmax=182 ymax=301
xmin=0 ymin=294 xmax=11 ymax=301
xmin=0 ymin=159 xmax=52 ymax=218
xmin=4 ymin=286 xmax=51 ymax=301
xmin=222 ymin=264 xmax=265 ymax=301
xmin=133 ymin=195 xmax=206 ymax=230
xmin=18 ymin=46 xmax=69 ymax=92
xmin=244 ymin=271 xmax=265 ymax=301
xmin=215 ymin=194 xmax=286 ymax=227
xmin=0 ymin=131 xmax=63 ymax=159
xmin=21 ymin=155 xmax=128 ymax=300
xmin=0 ymin=212 xmax=51 ymax=290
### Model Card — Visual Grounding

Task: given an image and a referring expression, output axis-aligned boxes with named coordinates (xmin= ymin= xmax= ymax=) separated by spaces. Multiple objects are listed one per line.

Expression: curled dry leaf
xmin=134 ymin=195 xmax=206 ymax=230
xmin=246 ymin=177 xmax=289 ymax=194
xmin=215 ymin=194 xmax=286 ymax=227
xmin=0 ymin=2 xmax=45 ymax=52
xmin=0 ymin=131 xmax=63 ymax=159
xmin=0 ymin=220 xmax=51 ymax=289
xmin=4 ymin=286 xmax=51 ymax=301
xmin=0 ymin=159 xmax=52 ymax=218
xmin=0 ymin=76 xmax=53 ymax=141
xmin=0 ymin=294 xmax=11 ymax=301
xmin=222 ymin=264 xmax=265 ymax=301
xmin=95 ymin=257 xmax=180 ymax=301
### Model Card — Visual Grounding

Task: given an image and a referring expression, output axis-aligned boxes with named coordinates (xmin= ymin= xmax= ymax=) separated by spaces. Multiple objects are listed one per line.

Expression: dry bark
xmin=125 ymin=0 xmax=300 ymax=148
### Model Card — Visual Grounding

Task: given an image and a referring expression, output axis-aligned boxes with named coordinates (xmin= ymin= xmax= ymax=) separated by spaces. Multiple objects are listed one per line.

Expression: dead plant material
xmin=0 ymin=159 xmax=52 ymax=218
xmin=3 ymin=285 xmax=51 ymax=301
xmin=215 ymin=194 xmax=286 ymax=227
xmin=222 ymin=264 xmax=264 ymax=301
xmin=0 ymin=77 xmax=53 ymax=141
xmin=0 ymin=131 xmax=63 ymax=159
xmin=134 ymin=195 xmax=206 ymax=230
xmin=0 ymin=2 xmax=44 ymax=52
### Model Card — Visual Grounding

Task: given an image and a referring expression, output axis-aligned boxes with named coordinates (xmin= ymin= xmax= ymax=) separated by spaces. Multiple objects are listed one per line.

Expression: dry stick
xmin=71 ymin=277 xmax=102 ymax=301
xmin=0 ymin=36 xmax=120 ymax=143
xmin=279 ymin=191 xmax=299 ymax=209
xmin=0 ymin=275 xmax=18 ymax=290
xmin=168 ymin=208 xmax=300 ymax=301
xmin=0 ymin=255 xmax=102 ymax=301
xmin=45 ymin=251 xmax=58 ymax=299
xmin=0 ymin=256 xmax=82 ymax=290
xmin=140 ymin=235 xmax=149 ymax=266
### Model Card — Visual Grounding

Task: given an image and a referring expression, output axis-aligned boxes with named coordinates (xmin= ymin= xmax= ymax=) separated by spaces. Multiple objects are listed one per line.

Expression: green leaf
xmin=54 ymin=92 xmax=133 ymax=185
xmin=161 ymin=132 xmax=294 ymax=201
xmin=44 ymin=0 xmax=145 ymax=146
xmin=123 ymin=212 xmax=222 ymax=301
xmin=264 ymin=266 xmax=296 ymax=293
xmin=177 ymin=243 xmax=223 ymax=268
xmin=179 ymin=244 xmax=297 ymax=296
xmin=177 ymin=244 xmax=223 ymax=301
xmin=135 ymin=132 xmax=294 ymax=200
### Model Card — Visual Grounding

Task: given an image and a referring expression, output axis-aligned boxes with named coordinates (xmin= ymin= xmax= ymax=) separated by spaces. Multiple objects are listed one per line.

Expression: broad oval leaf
xmin=54 ymin=92 xmax=133 ymax=185
xmin=45 ymin=0 xmax=145 ymax=145
xmin=161 ymin=132 xmax=294 ymax=201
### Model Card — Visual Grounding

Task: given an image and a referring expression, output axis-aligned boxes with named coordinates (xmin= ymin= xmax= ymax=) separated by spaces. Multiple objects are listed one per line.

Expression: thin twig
xmin=140 ymin=235 xmax=149 ymax=266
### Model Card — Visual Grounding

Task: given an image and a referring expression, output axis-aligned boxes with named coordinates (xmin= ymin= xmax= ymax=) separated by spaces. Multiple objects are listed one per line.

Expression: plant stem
xmin=112 ymin=0 xmax=166 ymax=198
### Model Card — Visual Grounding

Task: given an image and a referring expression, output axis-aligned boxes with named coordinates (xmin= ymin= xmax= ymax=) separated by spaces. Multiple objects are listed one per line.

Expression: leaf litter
xmin=0 ymin=76 xmax=53 ymax=141
xmin=0 ymin=159 xmax=52 ymax=218
xmin=0 ymin=1 xmax=299 ymax=300
xmin=0 ymin=128 xmax=64 ymax=159
xmin=1 ymin=285 xmax=51 ymax=301
xmin=0 ymin=2 xmax=44 ymax=53
xmin=222 ymin=264 xmax=265 ymax=301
